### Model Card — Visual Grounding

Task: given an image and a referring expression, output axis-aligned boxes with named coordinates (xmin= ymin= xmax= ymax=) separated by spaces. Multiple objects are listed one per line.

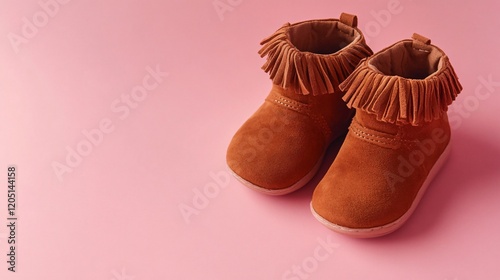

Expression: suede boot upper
xmin=227 ymin=13 xmax=373 ymax=194
xmin=311 ymin=34 xmax=462 ymax=236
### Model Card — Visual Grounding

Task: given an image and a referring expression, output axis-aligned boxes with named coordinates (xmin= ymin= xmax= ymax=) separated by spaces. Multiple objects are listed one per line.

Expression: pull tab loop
xmin=339 ymin=13 xmax=358 ymax=28
xmin=412 ymin=33 xmax=432 ymax=51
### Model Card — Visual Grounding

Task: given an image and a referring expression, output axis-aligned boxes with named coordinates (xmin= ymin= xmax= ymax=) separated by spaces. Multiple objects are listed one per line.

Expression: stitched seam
xmin=269 ymin=95 xmax=311 ymax=115
xmin=351 ymin=121 xmax=416 ymax=144
xmin=269 ymin=95 xmax=331 ymax=140
xmin=274 ymin=97 xmax=307 ymax=108
xmin=351 ymin=126 xmax=396 ymax=142
xmin=273 ymin=99 xmax=301 ymax=111
xmin=351 ymin=129 xmax=392 ymax=145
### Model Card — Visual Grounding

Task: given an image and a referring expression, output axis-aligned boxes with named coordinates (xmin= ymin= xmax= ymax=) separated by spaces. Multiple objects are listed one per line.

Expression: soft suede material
xmin=312 ymin=111 xmax=450 ymax=228
xmin=311 ymin=34 xmax=462 ymax=230
xmin=227 ymin=14 xmax=373 ymax=192
xmin=227 ymin=86 xmax=344 ymax=189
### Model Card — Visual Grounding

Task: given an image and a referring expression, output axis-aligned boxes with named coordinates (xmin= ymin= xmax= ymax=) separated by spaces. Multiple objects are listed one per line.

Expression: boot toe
xmin=227 ymin=105 xmax=326 ymax=193
xmin=311 ymin=135 xmax=416 ymax=231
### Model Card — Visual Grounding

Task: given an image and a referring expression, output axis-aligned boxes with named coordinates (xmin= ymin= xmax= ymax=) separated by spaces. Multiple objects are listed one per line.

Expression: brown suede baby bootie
xmin=311 ymin=33 xmax=462 ymax=237
xmin=226 ymin=13 xmax=373 ymax=195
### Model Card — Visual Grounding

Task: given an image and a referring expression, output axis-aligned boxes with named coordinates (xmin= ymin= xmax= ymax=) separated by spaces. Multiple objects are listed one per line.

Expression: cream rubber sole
xmin=228 ymin=152 xmax=325 ymax=195
xmin=311 ymin=143 xmax=452 ymax=238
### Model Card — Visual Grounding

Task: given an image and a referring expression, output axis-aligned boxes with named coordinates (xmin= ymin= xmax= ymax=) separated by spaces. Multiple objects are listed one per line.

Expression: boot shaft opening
xmin=287 ymin=20 xmax=361 ymax=55
xmin=368 ymin=41 xmax=444 ymax=80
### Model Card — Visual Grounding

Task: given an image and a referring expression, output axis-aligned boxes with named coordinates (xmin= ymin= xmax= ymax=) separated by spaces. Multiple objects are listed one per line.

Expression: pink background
xmin=1 ymin=0 xmax=500 ymax=279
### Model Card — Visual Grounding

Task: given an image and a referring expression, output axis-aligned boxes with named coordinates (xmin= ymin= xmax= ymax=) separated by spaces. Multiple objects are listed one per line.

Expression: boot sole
xmin=310 ymin=142 xmax=451 ymax=238
xmin=227 ymin=152 xmax=325 ymax=195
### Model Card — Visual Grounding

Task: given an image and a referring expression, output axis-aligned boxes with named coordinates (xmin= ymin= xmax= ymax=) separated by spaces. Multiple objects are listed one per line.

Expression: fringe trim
xmin=340 ymin=59 xmax=462 ymax=125
xmin=258 ymin=23 xmax=373 ymax=95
